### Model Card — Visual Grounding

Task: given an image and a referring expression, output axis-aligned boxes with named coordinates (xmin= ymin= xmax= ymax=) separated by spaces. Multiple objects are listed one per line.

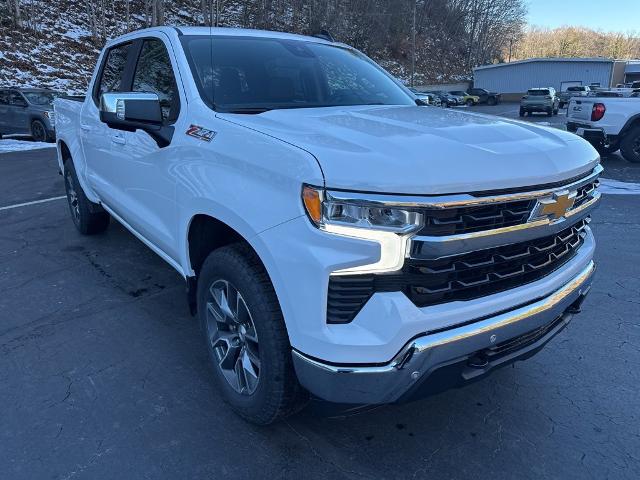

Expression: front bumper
xmin=292 ymin=261 xmax=595 ymax=405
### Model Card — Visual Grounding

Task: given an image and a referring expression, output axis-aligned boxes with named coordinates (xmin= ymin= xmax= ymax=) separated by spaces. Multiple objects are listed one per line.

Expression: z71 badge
xmin=186 ymin=125 xmax=217 ymax=142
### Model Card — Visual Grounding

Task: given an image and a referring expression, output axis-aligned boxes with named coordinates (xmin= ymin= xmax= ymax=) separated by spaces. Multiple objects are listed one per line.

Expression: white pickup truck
xmin=55 ymin=27 xmax=600 ymax=424
xmin=567 ymin=96 xmax=640 ymax=162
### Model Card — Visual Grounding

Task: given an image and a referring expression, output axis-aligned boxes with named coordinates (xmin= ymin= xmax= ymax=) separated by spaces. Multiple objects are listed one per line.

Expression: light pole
xmin=411 ymin=0 xmax=416 ymax=87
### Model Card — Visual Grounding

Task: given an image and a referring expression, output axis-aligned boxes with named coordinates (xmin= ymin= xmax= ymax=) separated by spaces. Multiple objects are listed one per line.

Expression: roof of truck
xmin=109 ymin=26 xmax=339 ymax=47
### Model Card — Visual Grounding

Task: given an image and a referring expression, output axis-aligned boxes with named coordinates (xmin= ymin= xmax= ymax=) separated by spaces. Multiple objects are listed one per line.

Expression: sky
xmin=527 ymin=0 xmax=640 ymax=32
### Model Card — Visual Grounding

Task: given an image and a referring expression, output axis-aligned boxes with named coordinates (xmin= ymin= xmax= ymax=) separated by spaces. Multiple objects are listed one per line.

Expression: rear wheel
xmin=620 ymin=126 xmax=640 ymax=163
xmin=63 ymin=160 xmax=110 ymax=234
xmin=519 ymin=108 xmax=525 ymax=117
xmin=487 ymin=96 xmax=497 ymax=106
xmin=197 ymin=243 xmax=306 ymax=424
xmin=547 ymin=108 xmax=553 ymax=117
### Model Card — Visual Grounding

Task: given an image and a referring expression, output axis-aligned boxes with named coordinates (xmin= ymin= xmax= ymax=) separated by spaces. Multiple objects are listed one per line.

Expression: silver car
xmin=0 ymin=88 xmax=60 ymax=142
xmin=520 ymin=87 xmax=559 ymax=117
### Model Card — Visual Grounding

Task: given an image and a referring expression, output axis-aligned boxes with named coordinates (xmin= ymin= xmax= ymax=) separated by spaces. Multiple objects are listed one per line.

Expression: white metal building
xmin=472 ymin=58 xmax=629 ymax=96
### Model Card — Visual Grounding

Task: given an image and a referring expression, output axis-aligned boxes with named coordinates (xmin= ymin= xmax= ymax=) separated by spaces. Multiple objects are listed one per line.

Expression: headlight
xmin=302 ymin=185 xmax=423 ymax=274
xmin=302 ymin=185 xmax=422 ymax=233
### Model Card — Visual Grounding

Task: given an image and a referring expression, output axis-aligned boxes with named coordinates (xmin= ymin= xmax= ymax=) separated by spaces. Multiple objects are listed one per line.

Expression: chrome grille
xmin=326 ymin=219 xmax=588 ymax=323
xmin=417 ymin=177 xmax=599 ymax=237
xmin=418 ymin=199 xmax=535 ymax=236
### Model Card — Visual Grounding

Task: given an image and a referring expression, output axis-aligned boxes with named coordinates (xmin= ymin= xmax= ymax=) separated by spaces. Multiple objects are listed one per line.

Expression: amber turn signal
xmin=302 ymin=186 xmax=322 ymax=224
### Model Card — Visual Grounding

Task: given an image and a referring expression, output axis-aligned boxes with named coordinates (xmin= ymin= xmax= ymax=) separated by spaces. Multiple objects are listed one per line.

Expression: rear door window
xmin=132 ymin=38 xmax=180 ymax=123
xmin=95 ymin=42 xmax=132 ymax=102
xmin=9 ymin=91 xmax=26 ymax=105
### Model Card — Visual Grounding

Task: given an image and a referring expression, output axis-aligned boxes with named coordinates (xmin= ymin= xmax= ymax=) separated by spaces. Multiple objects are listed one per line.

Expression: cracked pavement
xmin=0 ymin=148 xmax=638 ymax=479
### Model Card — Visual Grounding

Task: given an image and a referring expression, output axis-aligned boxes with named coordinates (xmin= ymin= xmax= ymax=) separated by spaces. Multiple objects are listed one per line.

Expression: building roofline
xmin=473 ymin=57 xmax=618 ymax=71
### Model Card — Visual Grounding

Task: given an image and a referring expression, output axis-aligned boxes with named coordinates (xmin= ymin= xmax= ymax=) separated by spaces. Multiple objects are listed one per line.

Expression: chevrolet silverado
xmin=54 ymin=27 xmax=600 ymax=424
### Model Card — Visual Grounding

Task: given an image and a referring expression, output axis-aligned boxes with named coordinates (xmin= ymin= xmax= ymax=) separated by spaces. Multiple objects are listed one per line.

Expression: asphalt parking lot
xmin=1 ymin=109 xmax=639 ymax=479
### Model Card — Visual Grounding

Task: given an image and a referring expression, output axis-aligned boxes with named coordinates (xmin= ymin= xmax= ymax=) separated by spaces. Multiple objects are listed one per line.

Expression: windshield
xmin=181 ymin=36 xmax=414 ymax=112
xmin=23 ymin=91 xmax=58 ymax=106
xmin=528 ymin=89 xmax=550 ymax=96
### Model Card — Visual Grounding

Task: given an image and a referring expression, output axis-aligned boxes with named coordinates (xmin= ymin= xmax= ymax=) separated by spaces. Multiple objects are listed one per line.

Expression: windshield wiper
xmin=224 ymin=107 xmax=273 ymax=114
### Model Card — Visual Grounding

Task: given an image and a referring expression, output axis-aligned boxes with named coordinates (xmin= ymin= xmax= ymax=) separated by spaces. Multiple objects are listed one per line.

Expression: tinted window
xmin=528 ymin=89 xmax=550 ymax=96
xmin=0 ymin=91 xmax=8 ymax=105
xmin=23 ymin=91 xmax=59 ymax=105
xmin=181 ymin=36 xmax=413 ymax=112
xmin=132 ymin=39 xmax=180 ymax=122
xmin=96 ymin=43 xmax=132 ymax=101
xmin=9 ymin=91 xmax=26 ymax=105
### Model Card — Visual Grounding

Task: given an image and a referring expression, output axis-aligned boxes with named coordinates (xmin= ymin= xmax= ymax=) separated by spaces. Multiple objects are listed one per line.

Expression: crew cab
xmin=567 ymin=96 xmax=640 ymax=162
xmin=54 ymin=27 xmax=600 ymax=424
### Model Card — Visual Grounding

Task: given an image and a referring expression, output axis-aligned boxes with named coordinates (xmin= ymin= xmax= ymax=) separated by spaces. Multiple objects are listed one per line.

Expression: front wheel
xmin=519 ymin=108 xmax=525 ymax=117
xmin=465 ymin=99 xmax=474 ymax=107
xmin=197 ymin=243 xmax=306 ymax=424
xmin=620 ymin=126 xmax=640 ymax=163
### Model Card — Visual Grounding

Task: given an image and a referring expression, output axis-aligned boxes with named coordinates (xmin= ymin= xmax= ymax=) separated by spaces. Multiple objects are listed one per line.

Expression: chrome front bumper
xmin=292 ymin=261 xmax=595 ymax=405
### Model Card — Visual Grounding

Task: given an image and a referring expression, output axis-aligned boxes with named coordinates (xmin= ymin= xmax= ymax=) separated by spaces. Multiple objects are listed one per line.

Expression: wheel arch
xmin=620 ymin=114 xmax=640 ymax=137
xmin=183 ymin=212 xmax=286 ymax=322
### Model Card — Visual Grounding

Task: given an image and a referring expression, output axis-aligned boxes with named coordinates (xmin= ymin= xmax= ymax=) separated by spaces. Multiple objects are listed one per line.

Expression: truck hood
xmin=218 ymin=105 xmax=599 ymax=194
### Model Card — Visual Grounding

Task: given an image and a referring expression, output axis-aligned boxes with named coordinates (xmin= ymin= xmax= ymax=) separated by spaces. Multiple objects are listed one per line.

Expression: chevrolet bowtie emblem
xmin=535 ymin=191 xmax=576 ymax=221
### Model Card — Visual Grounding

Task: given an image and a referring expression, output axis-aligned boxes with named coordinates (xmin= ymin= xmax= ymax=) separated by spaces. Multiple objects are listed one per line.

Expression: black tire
xmin=620 ymin=126 xmax=640 ymax=163
xmin=547 ymin=108 xmax=553 ymax=117
xmin=519 ymin=108 xmax=525 ymax=117
xmin=31 ymin=119 xmax=50 ymax=142
xmin=63 ymin=160 xmax=110 ymax=234
xmin=197 ymin=243 xmax=307 ymax=424
xmin=559 ymin=102 xmax=565 ymax=109
xmin=553 ymin=108 xmax=559 ymax=115
xmin=487 ymin=96 xmax=497 ymax=106
xmin=465 ymin=99 xmax=474 ymax=107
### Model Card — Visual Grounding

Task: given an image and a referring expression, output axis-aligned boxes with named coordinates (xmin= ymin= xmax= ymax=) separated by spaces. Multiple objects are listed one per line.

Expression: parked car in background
xmin=468 ymin=87 xmax=501 ymax=105
xmin=567 ymin=96 xmax=640 ymax=162
xmin=409 ymin=88 xmax=441 ymax=107
xmin=558 ymin=86 xmax=591 ymax=108
xmin=449 ymin=90 xmax=479 ymax=106
xmin=0 ymin=88 xmax=60 ymax=142
xmin=426 ymin=91 xmax=457 ymax=107
xmin=520 ymin=88 xmax=559 ymax=117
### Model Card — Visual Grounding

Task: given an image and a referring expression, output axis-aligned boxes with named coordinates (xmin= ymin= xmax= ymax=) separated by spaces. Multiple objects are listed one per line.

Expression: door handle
xmin=111 ymin=134 xmax=126 ymax=145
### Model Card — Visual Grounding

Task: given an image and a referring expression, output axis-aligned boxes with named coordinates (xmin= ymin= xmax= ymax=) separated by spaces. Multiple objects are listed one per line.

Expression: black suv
xmin=468 ymin=88 xmax=501 ymax=105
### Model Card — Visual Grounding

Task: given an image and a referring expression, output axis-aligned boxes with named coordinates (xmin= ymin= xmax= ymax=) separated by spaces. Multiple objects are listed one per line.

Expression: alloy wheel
xmin=206 ymin=279 xmax=261 ymax=395
xmin=65 ymin=171 xmax=80 ymax=222
xmin=32 ymin=122 xmax=46 ymax=142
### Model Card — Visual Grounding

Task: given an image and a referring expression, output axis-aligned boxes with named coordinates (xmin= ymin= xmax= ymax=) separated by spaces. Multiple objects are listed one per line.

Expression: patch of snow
xmin=62 ymin=26 xmax=91 ymax=40
xmin=0 ymin=139 xmax=56 ymax=153
xmin=599 ymin=178 xmax=640 ymax=195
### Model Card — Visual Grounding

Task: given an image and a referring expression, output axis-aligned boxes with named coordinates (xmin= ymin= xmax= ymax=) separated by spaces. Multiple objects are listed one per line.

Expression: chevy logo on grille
xmin=530 ymin=190 xmax=577 ymax=221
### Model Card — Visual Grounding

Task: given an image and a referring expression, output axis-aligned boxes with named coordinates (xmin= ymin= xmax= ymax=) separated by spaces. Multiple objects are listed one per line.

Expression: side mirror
xmin=99 ymin=92 xmax=173 ymax=147
xmin=415 ymin=98 xmax=429 ymax=106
